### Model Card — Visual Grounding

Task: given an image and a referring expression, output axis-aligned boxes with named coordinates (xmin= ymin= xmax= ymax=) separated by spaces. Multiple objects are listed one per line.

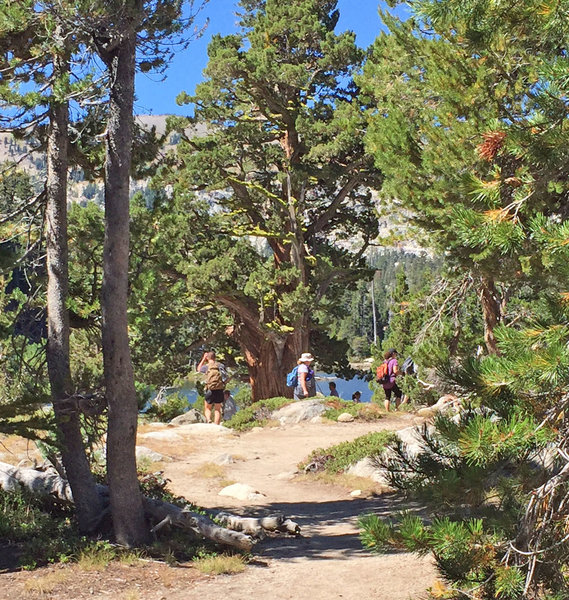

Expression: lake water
xmin=314 ymin=372 xmax=374 ymax=403
xmin=151 ymin=371 xmax=374 ymax=409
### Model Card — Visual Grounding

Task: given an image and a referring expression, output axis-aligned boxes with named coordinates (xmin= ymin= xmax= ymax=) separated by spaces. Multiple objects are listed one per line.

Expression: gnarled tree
xmin=164 ymin=0 xmax=381 ymax=400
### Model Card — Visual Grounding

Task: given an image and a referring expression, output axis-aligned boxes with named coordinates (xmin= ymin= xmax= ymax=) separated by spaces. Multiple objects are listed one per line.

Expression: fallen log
xmin=0 ymin=460 xmax=74 ymax=503
xmin=0 ymin=461 xmax=300 ymax=548
xmin=214 ymin=512 xmax=301 ymax=537
xmin=144 ymin=497 xmax=255 ymax=551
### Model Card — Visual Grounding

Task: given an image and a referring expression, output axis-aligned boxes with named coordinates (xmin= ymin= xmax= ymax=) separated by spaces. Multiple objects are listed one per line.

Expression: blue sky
xmin=134 ymin=0 xmax=409 ymax=116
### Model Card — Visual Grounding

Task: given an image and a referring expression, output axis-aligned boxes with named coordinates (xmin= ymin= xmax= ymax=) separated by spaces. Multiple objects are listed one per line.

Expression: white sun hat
xmin=299 ymin=353 xmax=314 ymax=362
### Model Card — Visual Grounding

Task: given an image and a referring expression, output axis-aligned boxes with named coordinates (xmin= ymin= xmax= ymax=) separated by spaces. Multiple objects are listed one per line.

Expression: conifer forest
xmin=1 ymin=1 xmax=569 ymax=599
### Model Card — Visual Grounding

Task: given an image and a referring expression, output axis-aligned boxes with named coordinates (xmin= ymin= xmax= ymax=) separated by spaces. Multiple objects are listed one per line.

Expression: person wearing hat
xmin=381 ymin=348 xmax=403 ymax=411
xmin=294 ymin=352 xmax=316 ymax=400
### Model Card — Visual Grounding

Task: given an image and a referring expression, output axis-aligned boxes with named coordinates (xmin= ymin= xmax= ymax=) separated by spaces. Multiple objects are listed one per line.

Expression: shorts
xmin=383 ymin=383 xmax=402 ymax=402
xmin=205 ymin=389 xmax=224 ymax=404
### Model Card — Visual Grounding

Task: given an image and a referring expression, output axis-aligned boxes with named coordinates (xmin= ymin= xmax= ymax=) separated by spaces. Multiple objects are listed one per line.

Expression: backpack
xmin=286 ymin=365 xmax=299 ymax=388
xmin=376 ymin=361 xmax=391 ymax=385
xmin=205 ymin=362 xmax=225 ymax=390
xmin=401 ymin=356 xmax=416 ymax=375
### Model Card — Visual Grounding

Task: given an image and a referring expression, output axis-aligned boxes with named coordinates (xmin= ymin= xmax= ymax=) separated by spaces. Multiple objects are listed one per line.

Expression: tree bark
xmin=45 ymin=44 xmax=104 ymax=532
xmin=219 ymin=296 xmax=309 ymax=401
xmin=480 ymin=275 xmax=501 ymax=355
xmin=100 ymin=4 xmax=149 ymax=546
xmin=240 ymin=330 xmax=305 ymax=401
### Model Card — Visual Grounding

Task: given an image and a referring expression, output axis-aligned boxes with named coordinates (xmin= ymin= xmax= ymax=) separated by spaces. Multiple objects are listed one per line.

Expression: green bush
xmin=0 ymin=488 xmax=82 ymax=568
xmin=224 ymin=396 xmax=292 ymax=431
xmin=0 ymin=479 xmax=215 ymax=569
xmin=300 ymin=430 xmax=397 ymax=474
xmin=233 ymin=385 xmax=252 ymax=407
xmin=135 ymin=383 xmax=153 ymax=412
xmin=323 ymin=399 xmax=383 ymax=421
xmin=146 ymin=392 xmax=189 ymax=422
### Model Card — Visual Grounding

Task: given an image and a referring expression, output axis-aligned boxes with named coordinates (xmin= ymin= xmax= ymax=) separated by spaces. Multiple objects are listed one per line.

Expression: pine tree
xmin=360 ymin=1 xmax=569 ymax=597
xmin=0 ymin=1 xmax=107 ymax=532
xmin=165 ymin=0 xmax=381 ymax=401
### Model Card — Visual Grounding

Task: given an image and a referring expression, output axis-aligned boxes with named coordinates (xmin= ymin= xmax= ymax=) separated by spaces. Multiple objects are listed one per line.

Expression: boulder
xmin=218 ymin=483 xmax=267 ymax=501
xmin=272 ymin=399 xmax=326 ymax=425
xmin=416 ymin=406 xmax=435 ymax=418
xmin=170 ymin=408 xmax=205 ymax=425
xmin=136 ymin=446 xmax=167 ymax=463
xmin=347 ymin=425 xmax=436 ymax=484
xmin=433 ymin=394 xmax=461 ymax=414
xmin=213 ymin=453 xmax=235 ymax=466
xmin=175 ymin=423 xmax=233 ymax=436
xmin=347 ymin=456 xmax=389 ymax=484
xmin=139 ymin=430 xmax=183 ymax=442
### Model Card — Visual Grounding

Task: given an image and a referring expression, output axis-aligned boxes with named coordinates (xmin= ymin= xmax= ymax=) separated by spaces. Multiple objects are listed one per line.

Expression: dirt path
xmin=1 ymin=412 xmax=438 ymax=600
xmin=138 ymin=412 xmax=437 ymax=600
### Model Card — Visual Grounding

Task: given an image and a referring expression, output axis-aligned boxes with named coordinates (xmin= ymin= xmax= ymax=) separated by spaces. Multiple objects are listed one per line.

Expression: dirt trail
xmin=0 ymin=412 xmax=438 ymax=600
xmin=141 ymin=412 xmax=437 ymax=600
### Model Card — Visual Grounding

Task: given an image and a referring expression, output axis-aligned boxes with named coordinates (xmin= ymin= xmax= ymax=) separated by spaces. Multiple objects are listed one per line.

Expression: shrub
xmin=224 ymin=396 xmax=292 ymax=431
xmin=233 ymin=385 xmax=252 ymax=407
xmin=323 ymin=399 xmax=383 ymax=422
xmin=145 ymin=392 xmax=189 ymax=422
xmin=300 ymin=430 xmax=397 ymax=474
xmin=0 ymin=488 xmax=82 ymax=568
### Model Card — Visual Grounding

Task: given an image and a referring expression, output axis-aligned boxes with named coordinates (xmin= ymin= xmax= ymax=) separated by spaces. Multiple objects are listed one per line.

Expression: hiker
xmin=197 ymin=350 xmax=228 ymax=424
xmin=379 ymin=348 xmax=403 ymax=411
xmin=328 ymin=381 xmax=339 ymax=397
xmin=352 ymin=390 xmax=362 ymax=402
xmin=223 ymin=389 xmax=237 ymax=421
xmin=294 ymin=352 xmax=316 ymax=400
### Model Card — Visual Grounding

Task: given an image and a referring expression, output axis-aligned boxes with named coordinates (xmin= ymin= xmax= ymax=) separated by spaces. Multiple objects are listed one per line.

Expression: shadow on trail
xmin=212 ymin=493 xmax=427 ymax=562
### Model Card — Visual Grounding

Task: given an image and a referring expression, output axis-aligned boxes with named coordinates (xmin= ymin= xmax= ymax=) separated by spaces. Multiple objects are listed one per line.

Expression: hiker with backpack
xmin=291 ymin=352 xmax=316 ymax=400
xmin=377 ymin=348 xmax=403 ymax=412
xmin=197 ymin=350 xmax=229 ymax=424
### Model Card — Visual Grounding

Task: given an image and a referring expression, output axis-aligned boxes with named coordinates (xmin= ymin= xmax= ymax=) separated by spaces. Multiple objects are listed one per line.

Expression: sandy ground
xmin=0 ymin=412 xmax=438 ymax=600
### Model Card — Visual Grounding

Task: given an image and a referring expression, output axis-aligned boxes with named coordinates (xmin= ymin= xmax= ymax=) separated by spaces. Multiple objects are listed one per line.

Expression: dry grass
xmin=76 ymin=546 xmax=142 ymax=572
xmin=23 ymin=571 xmax=69 ymax=595
xmin=193 ymin=554 xmax=247 ymax=575
xmin=120 ymin=589 xmax=141 ymax=600
xmin=193 ymin=462 xmax=226 ymax=479
xmin=76 ymin=547 xmax=115 ymax=571
xmin=218 ymin=478 xmax=236 ymax=488
xmin=0 ymin=434 xmax=43 ymax=464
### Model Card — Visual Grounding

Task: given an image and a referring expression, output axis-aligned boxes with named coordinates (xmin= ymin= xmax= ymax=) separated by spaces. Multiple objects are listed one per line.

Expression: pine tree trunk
xmin=241 ymin=329 xmax=308 ymax=401
xmin=45 ymin=45 xmax=103 ymax=533
xmin=100 ymin=5 xmax=149 ymax=546
xmin=221 ymin=297 xmax=309 ymax=402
